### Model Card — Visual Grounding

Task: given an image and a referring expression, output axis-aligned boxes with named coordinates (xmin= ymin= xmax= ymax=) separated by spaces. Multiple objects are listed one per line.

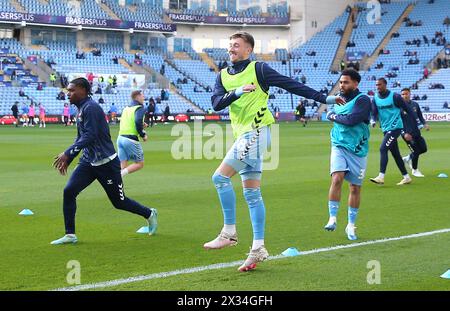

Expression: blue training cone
xmin=136 ymin=226 xmax=149 ymax=234
xmin=19 ymin=209 xmax=34 ymax=216
xmin=281 ymin=247 xmax=301 ymax=257
xmin=440 ymin=269 xmax=450 ymax=279
xmin=437 ymin=173 xmax=448 ymax=178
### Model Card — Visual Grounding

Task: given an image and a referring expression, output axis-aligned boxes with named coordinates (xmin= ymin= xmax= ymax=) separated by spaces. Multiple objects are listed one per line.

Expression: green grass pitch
xmin=0 ymin=122 xmax=449 ymax=290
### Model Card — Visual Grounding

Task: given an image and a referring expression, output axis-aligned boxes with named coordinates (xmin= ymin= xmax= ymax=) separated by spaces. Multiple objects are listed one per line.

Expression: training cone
xmin=440 ymin=269 xmax=450 ymax=279
xmin=437 ymin=173 xmax=448 ymax=178
xmin=136 ymin=226 xmax=149 ymax=234
xmin=19 ymin=209 xmax=34 ymax=216
xmin=281 ymin=247 xmax=301 ymax=257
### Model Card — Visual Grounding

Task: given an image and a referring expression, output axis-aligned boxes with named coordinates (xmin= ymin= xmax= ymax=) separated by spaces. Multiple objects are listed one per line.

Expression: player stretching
xmin=51 ymin=78 xmax=157 ymax=245
xmin=369 ymin=78 xmax=421 ymax=186
xmin=117 ymin=90 xmax=148 ymax=177
xmin=204 ymin=31 xmax=344 ymax=271
xmin=324 ymin=69 xmax=371 ymax=241
xmin=400 ymin=88 xmax=428 ymax=177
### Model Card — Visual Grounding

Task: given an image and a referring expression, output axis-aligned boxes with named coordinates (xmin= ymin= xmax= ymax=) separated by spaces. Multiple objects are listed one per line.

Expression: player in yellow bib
xmin=117 ymin=90 xmax=148 ymax=177
xmin=203 ymin=31 xmax=345 ymax=272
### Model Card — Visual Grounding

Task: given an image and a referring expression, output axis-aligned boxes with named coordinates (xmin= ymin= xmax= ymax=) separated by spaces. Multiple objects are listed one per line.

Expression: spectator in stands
xmin=112 ymin=56 xmax=118 ymax=64
xmin=107 ymin=75 xmax=113 ymax=86
xmin=306 ymin=50 xmax=316 ymax=56
xmin=412 ymin=82 xmax=419 ymax=90
xmin=36 ymin=83 xmax=43 ymax=91
xmin=87 ymin=72 xmax=94 ymax=85
xmin=92 ymin=48 xmax=102 ymax=56
xmin=57 ymin=90 xmax=66 ymax=100
xmin=313 ymin=62 xmax=318 ymax=69
xmin=428 ymin=83 xmax=445 ymax=89
xmin=421 ymin=94 xmax=428 ymax=100
xmin=391 ymin=32 xmax=400 ymax=38
xmin=336 ymin=28 xmax=344 ymax=36
xmin=99 ymin=97 xmax=105 ymax=104
xmin=320 ymin=86 xmax=329 ymax=95
xmin=60 ymin=74 xmax=68 ymax=88
xmin=135 ymin=52 xmax=141 ymax=60
xmin=393 ymin=80 xmax=401 ymax=88
xmin=19 ymin=88 xmax=26 ymax=97
xmin=368 ymin=32 xmax=375 ymax=39
xmin=423 ymin=105 xmax=430 ymax=112
xmin=160 ymin=64 xmax=165 ymax=76
xmin=443 ymin=16 xmax=450 ymax=26
xmin=112 ymin=75 xmax=118 ymax=87
xmin=46 ymin=56 xmax=56 ymax=67
xmin=95 ymin=85 xmax=102 ymax=94
xmin=194 ymin=85 xmax=202 ymax=93
xmin=206 ymin=85 xmax=212 ymax=92
xmin=161 ymin=89 xmax=166 ymax=100
xmin=301 ymin=75 xmax=307 ymax=84
xmin=346 ymin=5 xmax=352 ymax=13
xmin=76 ymin=50 xmax=85 ymax=59
xmin=443 ymin=102 xmax=449 ymax=109
xmin=368 ymin=90 xmax=375 ymax=96
xmin=408 ymin=57 xmax=420 ymax=65
xmin=11 ymin=102 xmax=19 ymax=127
xmin=182 ymin=77 xmax=188 ymax=84
xmin=340 ymin=60 xmax=346 ymax=71
xmin=423 ymin=67 xmax=429 ymax=79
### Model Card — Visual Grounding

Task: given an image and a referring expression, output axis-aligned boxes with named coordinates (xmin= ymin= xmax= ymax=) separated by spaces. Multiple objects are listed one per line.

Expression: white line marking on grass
xmin=52 ymin=228 xmax=450 ymax=291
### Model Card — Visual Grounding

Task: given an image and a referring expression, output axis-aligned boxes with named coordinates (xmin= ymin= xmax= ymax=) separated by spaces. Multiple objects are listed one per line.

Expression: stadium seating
xmin=415 ymin=68 xmax=450 ymax=112
xmin=347 ymin=1 xmax=411 ymax=56
xmin=358 ymin=0 xmax=450 ymax=98
xmin=104 ymin=0 xmax=164 ymax=23
xmin=0 ymin=0 xmax=16 ymax=12
xmin=18 ymin=0 xmax=110 ymax=20
xmin=1 ymin=0 xmax=448 ymax=117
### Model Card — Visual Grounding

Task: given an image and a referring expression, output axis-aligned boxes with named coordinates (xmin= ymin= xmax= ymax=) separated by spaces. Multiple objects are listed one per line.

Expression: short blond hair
xmin=229 ymin=31 xmax=255 ymax=49
xmin=131 ymin=90 xmax=143 ymax=100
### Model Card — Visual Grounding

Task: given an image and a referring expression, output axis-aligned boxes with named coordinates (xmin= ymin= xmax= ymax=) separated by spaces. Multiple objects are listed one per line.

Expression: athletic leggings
xmin=379 ymin=129 xmax=407 ymax=175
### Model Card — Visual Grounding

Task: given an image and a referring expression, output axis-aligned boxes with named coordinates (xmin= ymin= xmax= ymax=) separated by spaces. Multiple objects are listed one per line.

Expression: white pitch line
xmin=52 ymin=228 xmax=450 ymax=291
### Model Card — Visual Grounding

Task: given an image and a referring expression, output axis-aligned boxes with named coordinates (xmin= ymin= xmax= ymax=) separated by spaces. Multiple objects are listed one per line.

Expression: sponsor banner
xmin=167 ymin=13 xmax=289 ymax=25
xmin=0 ymin=11 xmax=176 ymax=32
xmin=0 ymin=48 xmax=9 ymax=54
xmin=423 ymin=112 xmax=450 ymax=122
xmin=19 ymin=75 xmax=38 ymax=82
xmin=276 ymin=112 xmax=296 ymax=122
xmin=68 ymin=72 xmax=146 ymax=88
xmin=346 ymin=51 xmax=367 ymax=61
xmin=204 ymin=114 xmax=221 ymax=121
